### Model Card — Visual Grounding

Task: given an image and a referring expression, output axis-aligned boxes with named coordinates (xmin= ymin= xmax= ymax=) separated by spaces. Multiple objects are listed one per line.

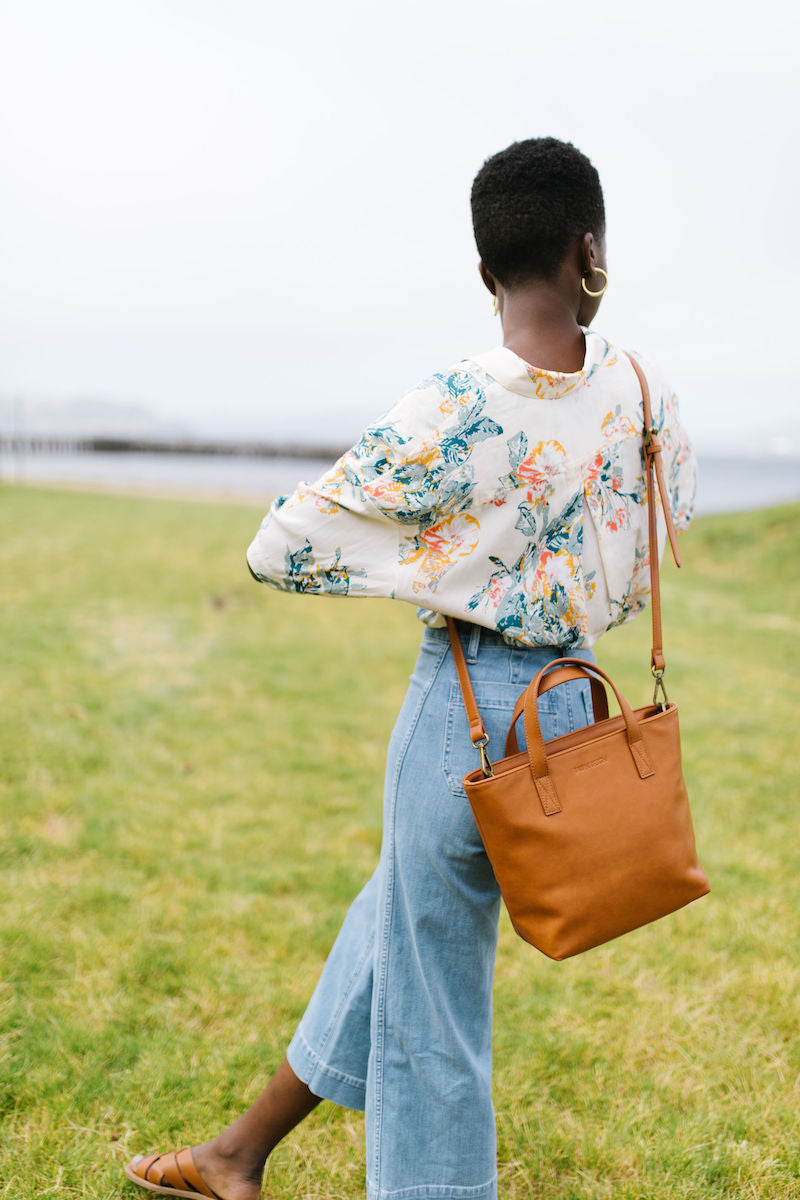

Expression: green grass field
xmin=1 ymin=483 xmax=798 ymax=1200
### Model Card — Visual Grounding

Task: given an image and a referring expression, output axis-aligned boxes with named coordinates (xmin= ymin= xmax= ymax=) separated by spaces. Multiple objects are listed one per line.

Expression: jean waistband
xmin=422 ymin=619 xmax=591 ymax=663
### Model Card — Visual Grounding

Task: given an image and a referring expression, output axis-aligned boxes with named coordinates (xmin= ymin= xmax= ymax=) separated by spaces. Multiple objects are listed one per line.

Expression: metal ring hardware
xmin=473 ymin=733 xmax=494 ymax=778
xmin=652 ymin=668 xmax=669 ymax=710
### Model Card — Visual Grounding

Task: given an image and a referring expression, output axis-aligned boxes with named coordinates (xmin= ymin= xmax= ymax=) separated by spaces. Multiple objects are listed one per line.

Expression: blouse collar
xmin=470 ymin=329 xmax=612 ymax=400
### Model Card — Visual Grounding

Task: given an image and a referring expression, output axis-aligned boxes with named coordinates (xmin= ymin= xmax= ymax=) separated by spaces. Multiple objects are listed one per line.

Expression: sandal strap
xmin=176 ymin=1148 xmax=220 ymax=1200
xmin=157 ymin=1153 xmax=187 ymax=1191
xmin=132 ymin=1148 xmax=224 ymax=1200
xmin=137 ymin=1154 xmax=163 ymax=1182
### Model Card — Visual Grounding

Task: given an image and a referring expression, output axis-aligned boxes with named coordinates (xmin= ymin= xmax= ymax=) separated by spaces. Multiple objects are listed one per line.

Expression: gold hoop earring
xmin=492 ymin=295 xmax=499 ymax=317
xmin=581 ymin=267 xmax=608 ymax=298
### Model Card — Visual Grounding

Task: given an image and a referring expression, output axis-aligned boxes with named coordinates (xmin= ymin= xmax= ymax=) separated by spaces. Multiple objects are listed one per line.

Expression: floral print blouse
xmin=246 ymin=331 xmax=696 ymax=649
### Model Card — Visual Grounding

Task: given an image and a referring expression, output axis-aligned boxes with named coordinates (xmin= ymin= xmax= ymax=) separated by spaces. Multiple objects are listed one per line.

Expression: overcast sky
xmin=1 ymin=0 xmax=798 ymax=453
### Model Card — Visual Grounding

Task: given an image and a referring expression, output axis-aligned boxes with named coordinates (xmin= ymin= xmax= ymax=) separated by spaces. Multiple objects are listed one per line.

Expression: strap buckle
xmin=473 ymin=733 xmax=494 ymax=778
xmin=644 ymin=425 xmax=662 ymax=455
xmin=651 ymin=667 xmax=669 ymax=710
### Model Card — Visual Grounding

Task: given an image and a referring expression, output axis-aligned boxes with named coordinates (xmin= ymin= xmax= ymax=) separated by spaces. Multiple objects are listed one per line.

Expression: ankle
xmin=203 ymin=1133 xmax=266 ymax=1180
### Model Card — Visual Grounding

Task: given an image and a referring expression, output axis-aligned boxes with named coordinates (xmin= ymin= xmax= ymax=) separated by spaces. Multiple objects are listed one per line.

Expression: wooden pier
xmin=0 ymin=435 xmax=347 ymax=460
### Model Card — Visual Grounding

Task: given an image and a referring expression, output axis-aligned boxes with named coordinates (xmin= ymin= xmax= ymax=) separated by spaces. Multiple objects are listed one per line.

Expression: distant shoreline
xmin=0 ymin=434 xmax=349 ymax=460
xmin=4 ymin=434 xmax=799 ymax=466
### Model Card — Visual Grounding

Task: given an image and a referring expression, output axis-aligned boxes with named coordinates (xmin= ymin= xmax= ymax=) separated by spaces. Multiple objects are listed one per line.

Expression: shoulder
xmin=578 ymin=335 xmax=678 ymax=425
xmin=619 ymin=343 xmax=673 ymax=393
xmin=409 ymin=359 xmax=495 ymax=414
xmin=363 ymin=358 xmax=496 ymax=444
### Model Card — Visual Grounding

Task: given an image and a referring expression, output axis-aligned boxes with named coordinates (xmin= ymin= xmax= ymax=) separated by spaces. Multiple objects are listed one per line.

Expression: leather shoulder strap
xmin=626 ymin=352 xmax=682 ymax=567
xmin=446 ymin=618 xmax=488 ymax=747
xmin=625 ymin=352 xmax=683 ymax=675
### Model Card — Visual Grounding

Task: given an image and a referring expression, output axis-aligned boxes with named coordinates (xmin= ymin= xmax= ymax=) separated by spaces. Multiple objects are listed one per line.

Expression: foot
xmin=125 ymin=1143 xmax=262 ymax=1200
xmin=125 ymin=1058 xmax=320 ymax=1200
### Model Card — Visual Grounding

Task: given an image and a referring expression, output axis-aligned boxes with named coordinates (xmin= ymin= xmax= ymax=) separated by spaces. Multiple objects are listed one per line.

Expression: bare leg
xmin=190 ymin=1057 xmax=322 ymax=1200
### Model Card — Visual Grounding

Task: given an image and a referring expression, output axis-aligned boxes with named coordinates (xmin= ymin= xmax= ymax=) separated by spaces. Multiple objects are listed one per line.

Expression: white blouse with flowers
xmin=246 ymin=331 xmax=696 ymax=650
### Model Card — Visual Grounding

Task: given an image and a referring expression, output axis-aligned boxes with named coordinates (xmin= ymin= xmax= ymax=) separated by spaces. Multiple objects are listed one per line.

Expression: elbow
xmin=246 ymin=534 xmax=285 ymax=587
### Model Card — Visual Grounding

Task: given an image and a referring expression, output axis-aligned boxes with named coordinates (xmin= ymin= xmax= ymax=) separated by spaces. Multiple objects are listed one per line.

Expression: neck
xmin=499 ymin=281 xmax=586 ymax=374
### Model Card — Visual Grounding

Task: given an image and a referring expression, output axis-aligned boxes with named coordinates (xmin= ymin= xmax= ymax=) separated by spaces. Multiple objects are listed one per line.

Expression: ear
xmin=478 ymin=261 xmax=497 ymax=295
xmin=581 ymin=232 xmax=598 ymax=275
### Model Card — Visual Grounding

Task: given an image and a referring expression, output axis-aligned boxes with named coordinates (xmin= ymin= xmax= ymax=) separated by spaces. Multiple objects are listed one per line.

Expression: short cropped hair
xmin=471 ymin=138 xmax=605 ymax=287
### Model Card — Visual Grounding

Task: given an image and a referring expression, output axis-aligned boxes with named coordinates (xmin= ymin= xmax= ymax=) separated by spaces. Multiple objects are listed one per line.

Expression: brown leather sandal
xmin=124 ymin=1149 xmax=227 ymax=1200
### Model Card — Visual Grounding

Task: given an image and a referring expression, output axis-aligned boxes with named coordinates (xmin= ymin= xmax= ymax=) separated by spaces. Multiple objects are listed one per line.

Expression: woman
xmin=125 ymin=137 xmax=696 ymax=1200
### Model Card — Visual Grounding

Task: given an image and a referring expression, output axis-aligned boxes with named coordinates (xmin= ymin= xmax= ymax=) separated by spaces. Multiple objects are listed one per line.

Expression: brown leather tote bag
xmin=446 ymin=353 xmax=709 ymax=960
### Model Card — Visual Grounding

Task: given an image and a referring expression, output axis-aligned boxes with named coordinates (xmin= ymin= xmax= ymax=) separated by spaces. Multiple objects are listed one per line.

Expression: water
xmin=1 ymin=448 xmax=799 ymax=516
xmin=0 ymin=449 xmax=332 ymax=502
xmin=694 ymin=456 xmax=800 ymax=515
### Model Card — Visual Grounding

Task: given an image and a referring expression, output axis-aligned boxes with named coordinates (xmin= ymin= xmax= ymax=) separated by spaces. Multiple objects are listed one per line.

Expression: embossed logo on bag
xmin=574 ymin=756 xmax=607 ymax=773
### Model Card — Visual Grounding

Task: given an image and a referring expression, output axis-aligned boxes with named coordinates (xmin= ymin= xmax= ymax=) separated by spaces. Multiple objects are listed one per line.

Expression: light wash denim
xmin=287 ymin=623 xmax=595 ymax=1200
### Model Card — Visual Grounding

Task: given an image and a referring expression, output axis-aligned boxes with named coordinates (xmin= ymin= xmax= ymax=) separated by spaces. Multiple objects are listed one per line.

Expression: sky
xmin=1 ymin=0 xmax=798 ymax=453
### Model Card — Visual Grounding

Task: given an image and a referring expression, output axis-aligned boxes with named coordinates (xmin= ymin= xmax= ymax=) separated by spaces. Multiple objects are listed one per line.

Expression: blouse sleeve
xmin=633 ymin=351 xmax=697 ymax=533
xmin=661 ymin=386 xmax=697 ymax=533
xmin=246 ymin=372 xmax=490 ymax=597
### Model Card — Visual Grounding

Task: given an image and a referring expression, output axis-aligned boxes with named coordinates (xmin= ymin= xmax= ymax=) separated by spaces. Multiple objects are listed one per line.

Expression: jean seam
xmin=371 ymin=639 xmax=448 ymax=1194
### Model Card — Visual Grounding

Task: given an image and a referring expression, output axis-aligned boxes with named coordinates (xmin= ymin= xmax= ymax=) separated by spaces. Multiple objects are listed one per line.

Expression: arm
xmin=246 ymin=371 xmax=491 ymax=600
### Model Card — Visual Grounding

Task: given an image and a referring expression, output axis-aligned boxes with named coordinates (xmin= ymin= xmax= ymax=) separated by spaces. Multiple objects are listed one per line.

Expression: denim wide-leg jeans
xmin=287 ymin=624 xmax=595 ymax=1200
